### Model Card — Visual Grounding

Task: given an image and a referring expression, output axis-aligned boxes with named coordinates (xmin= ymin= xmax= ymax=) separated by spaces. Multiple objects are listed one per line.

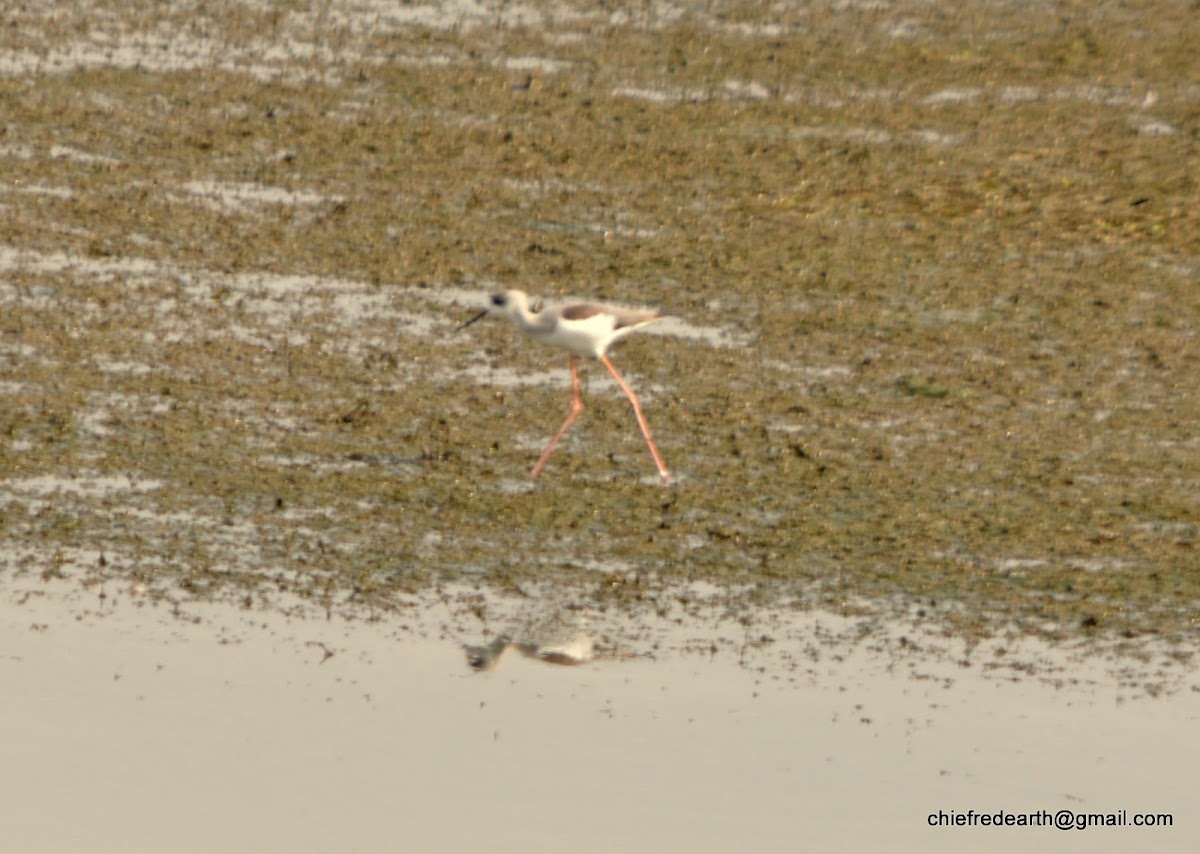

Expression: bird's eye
xmin=490 ymin=293 xmax=506 ymax=307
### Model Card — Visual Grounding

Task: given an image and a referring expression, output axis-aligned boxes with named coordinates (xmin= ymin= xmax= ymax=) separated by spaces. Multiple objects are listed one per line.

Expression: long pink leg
xmin=600 ymin=355 xmax=671 ymax=484
xmin=531 ymin=355 xmax=584 ymax=478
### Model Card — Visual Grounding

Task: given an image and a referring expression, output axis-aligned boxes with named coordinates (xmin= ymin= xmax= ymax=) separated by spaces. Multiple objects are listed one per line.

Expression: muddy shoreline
xmin=2 ymin=1 xmax=1197 ymax=664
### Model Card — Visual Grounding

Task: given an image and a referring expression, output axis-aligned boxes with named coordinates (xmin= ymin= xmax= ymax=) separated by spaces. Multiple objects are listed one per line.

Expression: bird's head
xmin=459 ymin=289 xmax=533 ymax=329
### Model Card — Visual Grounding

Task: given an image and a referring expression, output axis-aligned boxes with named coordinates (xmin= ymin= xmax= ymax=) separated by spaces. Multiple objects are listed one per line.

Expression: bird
xmin=460 ymin=289 xmax=671 ymax=483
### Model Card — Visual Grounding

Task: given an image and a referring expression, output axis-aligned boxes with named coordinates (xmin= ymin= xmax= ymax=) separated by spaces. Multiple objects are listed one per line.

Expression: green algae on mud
xmin=1 ymin=1 xmax=1198 ymax=660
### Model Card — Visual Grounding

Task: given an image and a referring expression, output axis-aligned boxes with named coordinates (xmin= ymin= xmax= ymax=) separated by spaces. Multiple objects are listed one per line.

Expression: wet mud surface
xmin=2 ymin=0 xmax=1198 ymax=675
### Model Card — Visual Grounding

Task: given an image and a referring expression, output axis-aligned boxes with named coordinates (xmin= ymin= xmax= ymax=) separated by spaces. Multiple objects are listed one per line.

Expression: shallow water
xmin=3 ymin=581 xmax=1195 ymax=853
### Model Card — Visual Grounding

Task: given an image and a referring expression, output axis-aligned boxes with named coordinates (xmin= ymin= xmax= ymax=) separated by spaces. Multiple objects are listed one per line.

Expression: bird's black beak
xmin=458 ymin=309 xmax=489 ymax=331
